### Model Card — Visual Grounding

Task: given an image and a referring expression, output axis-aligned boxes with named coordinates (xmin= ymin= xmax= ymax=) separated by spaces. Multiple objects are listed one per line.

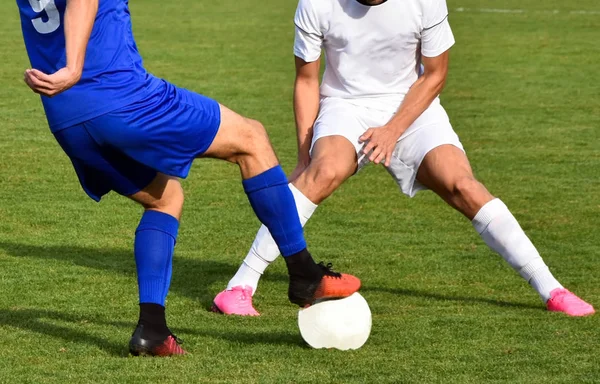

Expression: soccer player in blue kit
xmin=16 ymin=0 xmax=361 ymax=356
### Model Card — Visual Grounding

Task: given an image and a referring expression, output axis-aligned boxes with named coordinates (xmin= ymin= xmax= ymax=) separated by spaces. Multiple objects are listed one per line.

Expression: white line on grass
xmin=454 ymin=7 xmax=600 ymax=15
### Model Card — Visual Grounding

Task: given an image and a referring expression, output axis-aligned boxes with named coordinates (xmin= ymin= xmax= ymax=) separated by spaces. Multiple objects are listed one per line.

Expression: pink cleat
xmin=211 ymin=286 xmax=260 ymax=316
xmin=546 ymin=288 xmax=595 ymax=317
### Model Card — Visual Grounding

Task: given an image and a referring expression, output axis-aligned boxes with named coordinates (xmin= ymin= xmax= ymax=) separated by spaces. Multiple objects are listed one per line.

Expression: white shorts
xmin=310 ymin=97 xmax=464 ymax=197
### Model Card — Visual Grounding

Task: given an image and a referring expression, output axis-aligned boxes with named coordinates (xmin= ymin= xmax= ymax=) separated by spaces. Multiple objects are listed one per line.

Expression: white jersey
xmin=293 ymin=0 xmax=455 ymax=110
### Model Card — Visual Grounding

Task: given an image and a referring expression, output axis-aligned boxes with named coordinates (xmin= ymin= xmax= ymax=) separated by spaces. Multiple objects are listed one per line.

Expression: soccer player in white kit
xmin=212 ymin=0 xmax=594 ymax=317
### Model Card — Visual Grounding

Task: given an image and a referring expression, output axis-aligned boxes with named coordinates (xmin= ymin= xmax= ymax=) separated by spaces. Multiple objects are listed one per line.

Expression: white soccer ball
xmin=298 ymin=292 xmax=371 ymax=350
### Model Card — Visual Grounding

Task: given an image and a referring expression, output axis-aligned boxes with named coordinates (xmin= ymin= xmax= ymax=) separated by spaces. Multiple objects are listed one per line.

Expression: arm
xmin=360 ymin=52 xmax=449 ymax=166
xmin=386 ymin=52 xmax=448 ymax=138
xmin=360 ymin=0 xmax=454 ymax=167
xmin=288 ymin=0 xmax=325 ymax=181
xmin=360 ymin=0 xmax=454 ymax=166
xmin=293 ymin=56 xmax=321 ymax=169
xmin=24 ymin=0 xmax=99 ymax=97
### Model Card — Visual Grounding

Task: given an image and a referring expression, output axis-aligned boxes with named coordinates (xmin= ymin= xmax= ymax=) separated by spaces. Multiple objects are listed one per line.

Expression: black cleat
xmin=288 ymin=262 xmax=361 ymax=307
xmin=129 ymin=324 xmax=186 ymax=357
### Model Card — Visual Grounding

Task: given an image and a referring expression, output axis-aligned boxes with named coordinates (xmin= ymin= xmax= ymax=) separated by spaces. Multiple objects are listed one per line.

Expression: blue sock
xmin=242 ymin=165 xmax=307 ymax=257
xmin=134 ymin=210 xmax=179 ymax=306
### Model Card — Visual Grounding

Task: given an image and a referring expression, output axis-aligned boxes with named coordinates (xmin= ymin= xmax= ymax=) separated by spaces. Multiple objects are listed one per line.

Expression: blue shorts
xmin=53 ymin=79 xmax=221 ymax=201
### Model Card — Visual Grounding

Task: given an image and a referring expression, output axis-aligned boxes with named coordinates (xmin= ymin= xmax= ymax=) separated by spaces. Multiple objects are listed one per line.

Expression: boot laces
xmin=317 ymin=262 xmax=342 ymax=278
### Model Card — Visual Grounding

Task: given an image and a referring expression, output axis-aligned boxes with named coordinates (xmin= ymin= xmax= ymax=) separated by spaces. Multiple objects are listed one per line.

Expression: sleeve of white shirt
xmin=421 ymin=0 xmax=455 ymax=58
xmin=293 ymin=0 xmax=324 ymax=62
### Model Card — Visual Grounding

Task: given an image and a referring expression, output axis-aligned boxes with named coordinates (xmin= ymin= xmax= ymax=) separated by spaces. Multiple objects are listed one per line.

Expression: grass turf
xmin=0 ymin=0 xmax=599 ymax=383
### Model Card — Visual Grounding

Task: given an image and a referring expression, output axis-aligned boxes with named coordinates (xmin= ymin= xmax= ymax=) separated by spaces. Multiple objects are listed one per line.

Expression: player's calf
xmin=204 ymin=105 xmax=361 ymax=307
xmin=127 ymin=174 xmax=185 ymax=356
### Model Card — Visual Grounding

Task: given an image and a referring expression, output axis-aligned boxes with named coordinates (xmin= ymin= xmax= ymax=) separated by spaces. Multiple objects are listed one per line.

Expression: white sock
xmin=227 ymin=184 xmax=318 ymax=293
xmin=472 ymin=198 xmax=563 ymax=302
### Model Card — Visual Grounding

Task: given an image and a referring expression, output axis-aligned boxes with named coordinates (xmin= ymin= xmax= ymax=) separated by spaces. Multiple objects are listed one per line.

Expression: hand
xmin=23 ymin=67 xmax=82 ymax=97
xmin=359 ymin=125 xmax=401 ymax=167
xmin=288 ymin=158 xmax=310 ymax=183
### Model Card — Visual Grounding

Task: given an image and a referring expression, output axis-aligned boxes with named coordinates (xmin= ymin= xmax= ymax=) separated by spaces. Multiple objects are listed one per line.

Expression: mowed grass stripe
xmin=0 ymin=1 xmax=598 ymax=383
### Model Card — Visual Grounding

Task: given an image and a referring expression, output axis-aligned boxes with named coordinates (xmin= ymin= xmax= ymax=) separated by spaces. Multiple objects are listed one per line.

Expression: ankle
xmin=138 ymin=303 xmax=169 ymax=340
xmin=284 ymin=249 xmax=323 ymax=279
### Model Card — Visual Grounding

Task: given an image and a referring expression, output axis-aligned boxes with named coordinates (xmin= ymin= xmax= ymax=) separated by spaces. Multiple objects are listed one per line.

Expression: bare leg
xmin=201 ymin=104 xmax=278 ymax=178
xmin=127 ymin=173 xmax=186 ymax=356
xmin=416 ymin=144 xmax=493 ymax=220
xmin=416 ymin=145 xmax=568 ymax=305
xmin=203 ymin=105 xmax=361 ymax=308
xmin=215 ymin=135 xmax=359 ymax=314
xmin=129 ymin=173 xmax=184 ymax=219
xmin=293 ymin=135 xmax=359 ymax=204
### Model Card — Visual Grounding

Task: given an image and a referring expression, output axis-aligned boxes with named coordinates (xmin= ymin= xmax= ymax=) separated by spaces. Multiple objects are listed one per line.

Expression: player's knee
xmin=163 ymin=181 xmax=185 ymax=211
xmin=232 ymin=118 xmax=276 ymax=165
xmin=451 ymin=176 xmax=482 ymax=202
xmin=245 ymin=119 xmax=271 ymax=153
xmin=143 ymin=180 xmax=184 ymax=213
xmin=310 ymin=163 xmax=345 ymax=194
xmin=232 ymin=119 xmax=269 ymax=156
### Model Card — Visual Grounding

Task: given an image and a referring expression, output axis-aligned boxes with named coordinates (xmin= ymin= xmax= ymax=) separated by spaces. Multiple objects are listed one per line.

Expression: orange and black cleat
xmin=129 ymin=324 xmax=187 ymax=357
xmin=288 ymin=262 xmax=361 ymax=307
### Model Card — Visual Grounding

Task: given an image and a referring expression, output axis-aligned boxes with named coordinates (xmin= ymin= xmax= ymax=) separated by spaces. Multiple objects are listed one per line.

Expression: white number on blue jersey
xmin=28 ymin=0 xmax=60 ymax=34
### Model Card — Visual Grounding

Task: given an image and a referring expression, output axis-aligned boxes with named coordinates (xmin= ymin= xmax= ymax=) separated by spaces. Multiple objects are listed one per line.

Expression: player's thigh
xmin=300 ymin=99 xmax=367 ymax=189
xmin=285 ymin=99 xmax=366 ymax=203
xmin=294 ymin=135 xmax=357 ymax=203
xmin=309 ymin=135 xmax=358 ymax=180
xmin=417 ymin=144 xmax=494 ymax=218
xmin=385 ymin=114 xmax=466 ymax=197
xmin=416 ymin=144 xmax=475 ymax=193
xmin=403 ymin=101 xmax=471 ymax=191
xmin=311 ymin=98 xmax=368 ymax=159
xmin=201 ymin=104 xmax=278 ymax=167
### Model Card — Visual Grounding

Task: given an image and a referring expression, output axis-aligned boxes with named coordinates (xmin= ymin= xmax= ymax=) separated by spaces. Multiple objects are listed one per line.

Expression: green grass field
xmin=1 ymin=1 xmax=599 ymax=383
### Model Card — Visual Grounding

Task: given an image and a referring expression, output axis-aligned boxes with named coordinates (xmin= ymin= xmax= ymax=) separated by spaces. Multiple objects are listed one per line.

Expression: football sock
xmin=242 ymin=166 xmax=307 ymax=257
xmin=228 ymin=184 xmax=318 ymax=293
xmin=134 ymin=210 xmax=178 ymax=307
xmin=283 ymin=248 xmax=323 ymax=281
xmin=138 ymin=303 xmax=169 ymax=340
xmin=472 ymin=199 xmax=563 ymax=302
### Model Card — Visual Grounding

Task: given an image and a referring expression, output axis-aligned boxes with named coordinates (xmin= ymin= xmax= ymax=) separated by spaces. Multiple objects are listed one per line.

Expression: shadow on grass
xmin=0 ymin=241 xmax=544 ymax=313
xmin=363 ymin=286 xmax=542 ymax=310
xmin=0 ymin=308 xmax=127 ymax=356
xmin=0 ymin=241 xmax=302 ymax=353
xmin=178 ymin=327 xmax=305 ymax=348
xmin=0 ymin=308 xmax=304 ymax=357
xmin=0 ymin=241 xmax=288 ymax=310
xmin=0 ymin=241 xmax=543 ymax=354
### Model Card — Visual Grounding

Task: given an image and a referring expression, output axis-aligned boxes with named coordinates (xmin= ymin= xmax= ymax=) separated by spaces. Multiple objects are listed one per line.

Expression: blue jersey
xmin=17 ymin=0 xmax=159 ymax=132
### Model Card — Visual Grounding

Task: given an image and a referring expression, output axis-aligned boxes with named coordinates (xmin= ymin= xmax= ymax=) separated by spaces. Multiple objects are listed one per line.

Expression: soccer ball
xmin=298 ymin=292 xmax=371 ymax=350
